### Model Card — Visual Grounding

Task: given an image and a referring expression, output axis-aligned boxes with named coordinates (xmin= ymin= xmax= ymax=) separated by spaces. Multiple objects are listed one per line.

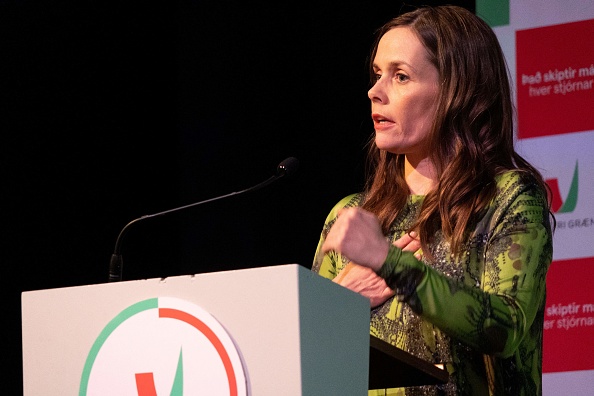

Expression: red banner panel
xmin=543 ymin=257 xmax=594 ymax=373
xmin=516 ymin=19 xmax=594 ymax=138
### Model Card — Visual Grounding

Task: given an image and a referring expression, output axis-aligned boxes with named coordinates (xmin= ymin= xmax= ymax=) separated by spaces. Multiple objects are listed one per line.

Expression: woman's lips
xmin=372 ymin=113 xmax=394 ymax=128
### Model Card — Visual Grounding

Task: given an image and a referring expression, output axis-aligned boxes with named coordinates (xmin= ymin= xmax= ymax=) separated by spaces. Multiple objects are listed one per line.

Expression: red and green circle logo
xmin=79 ymin=297 xmax=248 ymax=395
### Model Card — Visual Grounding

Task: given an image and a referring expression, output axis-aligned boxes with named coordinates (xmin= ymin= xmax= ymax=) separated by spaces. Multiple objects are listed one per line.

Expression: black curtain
xmin=3 ymin=1 xmax=474 ymax=393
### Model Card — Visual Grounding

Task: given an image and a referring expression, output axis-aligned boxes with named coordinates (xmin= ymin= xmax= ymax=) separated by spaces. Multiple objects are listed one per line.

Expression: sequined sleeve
xmin=377 ymin=174 xmax=553 ymax=358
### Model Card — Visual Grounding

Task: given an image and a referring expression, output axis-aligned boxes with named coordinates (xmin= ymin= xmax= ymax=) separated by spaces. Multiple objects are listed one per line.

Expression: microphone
xmin=108 ymin=157 xmax=299 ymax=282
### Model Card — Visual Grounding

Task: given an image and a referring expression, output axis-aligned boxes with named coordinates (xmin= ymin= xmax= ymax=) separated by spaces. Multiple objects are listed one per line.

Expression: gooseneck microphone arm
xmin=108 ymin=157 xmax=299 ymax=282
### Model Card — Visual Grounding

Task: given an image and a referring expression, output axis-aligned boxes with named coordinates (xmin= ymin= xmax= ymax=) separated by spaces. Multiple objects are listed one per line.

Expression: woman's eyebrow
xmin=373 ymin=60 xmax=417 ymax=73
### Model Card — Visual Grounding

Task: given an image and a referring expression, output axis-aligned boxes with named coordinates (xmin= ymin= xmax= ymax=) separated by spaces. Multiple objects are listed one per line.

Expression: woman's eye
xmin=396 ymin=73 xmax=409 ymax=82
xmin=374 ymin=73 xmax=382 ymax=82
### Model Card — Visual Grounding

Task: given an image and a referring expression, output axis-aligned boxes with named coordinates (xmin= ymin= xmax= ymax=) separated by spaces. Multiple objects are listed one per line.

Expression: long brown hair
xmin=361 ymin=5 xmax=553 ymax=257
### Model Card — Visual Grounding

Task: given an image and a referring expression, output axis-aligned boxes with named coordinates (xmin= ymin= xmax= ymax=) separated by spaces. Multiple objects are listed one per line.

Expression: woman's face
xmin=368 ymin=27 xmax=439 ymax=164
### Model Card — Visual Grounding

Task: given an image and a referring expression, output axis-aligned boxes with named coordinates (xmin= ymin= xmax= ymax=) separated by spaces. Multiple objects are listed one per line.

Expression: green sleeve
xmin=377 ymin=183 xmax=552 ymax=358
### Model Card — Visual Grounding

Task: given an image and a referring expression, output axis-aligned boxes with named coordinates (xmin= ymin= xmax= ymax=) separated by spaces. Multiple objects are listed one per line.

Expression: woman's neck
xmin=404 ymin=155 xmax=437 ymax=195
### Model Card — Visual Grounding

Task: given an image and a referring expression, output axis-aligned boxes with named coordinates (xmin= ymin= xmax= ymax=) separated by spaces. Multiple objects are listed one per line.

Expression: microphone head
xmin=277 ymin=157 xmax=299 ymax=177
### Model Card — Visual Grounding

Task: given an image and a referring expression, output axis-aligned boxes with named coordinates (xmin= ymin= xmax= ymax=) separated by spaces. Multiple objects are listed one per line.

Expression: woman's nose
xmin=368 ymin=81 xmax=384 ymax=103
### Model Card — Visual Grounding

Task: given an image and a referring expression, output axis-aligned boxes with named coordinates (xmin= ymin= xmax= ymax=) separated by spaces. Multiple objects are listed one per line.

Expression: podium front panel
xmin=22 ymin=264 xmax=370 ymax=395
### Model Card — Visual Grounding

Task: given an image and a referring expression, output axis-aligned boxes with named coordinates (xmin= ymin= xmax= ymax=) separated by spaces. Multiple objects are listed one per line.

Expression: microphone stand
xmin=108 ymin=157 xmax=299 ymax=282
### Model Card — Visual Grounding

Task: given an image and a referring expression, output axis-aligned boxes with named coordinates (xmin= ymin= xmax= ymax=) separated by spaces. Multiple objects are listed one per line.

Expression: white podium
xmin=22 ymin=264 xmax=372 ymax=395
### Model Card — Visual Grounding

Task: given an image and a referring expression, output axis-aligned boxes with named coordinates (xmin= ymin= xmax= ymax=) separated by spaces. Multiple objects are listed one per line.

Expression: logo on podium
xmin=79 ymin=297 xmax=248 ymax=395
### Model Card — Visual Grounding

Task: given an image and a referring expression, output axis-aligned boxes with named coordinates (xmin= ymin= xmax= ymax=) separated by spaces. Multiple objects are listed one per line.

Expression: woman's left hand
xmin=333 ymin=262 xmax=395 ymax=307
xmin=393 ymin=231 xmax=423 ymax=259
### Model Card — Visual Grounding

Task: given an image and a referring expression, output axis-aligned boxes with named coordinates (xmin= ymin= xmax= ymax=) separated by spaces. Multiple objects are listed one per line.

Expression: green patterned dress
xmin=312 ymin=171 xmax=553 ymax=395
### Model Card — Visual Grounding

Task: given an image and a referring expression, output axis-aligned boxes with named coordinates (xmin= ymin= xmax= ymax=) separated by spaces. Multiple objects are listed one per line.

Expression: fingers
xmin=333 ymin=262 xmax=395 ymax=308
xmin=321 ymin=208 xmax=355 ymax=254
xmin=321 ymin=208 xmax=389 ymax=270
xmin=393 ymin=231 xmax=420 ymax=251
xmin=322 ymin=208 xmax=423 ymax=269
xmin=393 ymin=231 xmax=423 ymax=260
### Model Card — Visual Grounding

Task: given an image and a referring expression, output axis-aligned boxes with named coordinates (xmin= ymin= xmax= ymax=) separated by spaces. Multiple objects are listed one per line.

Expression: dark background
xmin=3 ymin=1 xmax=474 ymax=393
